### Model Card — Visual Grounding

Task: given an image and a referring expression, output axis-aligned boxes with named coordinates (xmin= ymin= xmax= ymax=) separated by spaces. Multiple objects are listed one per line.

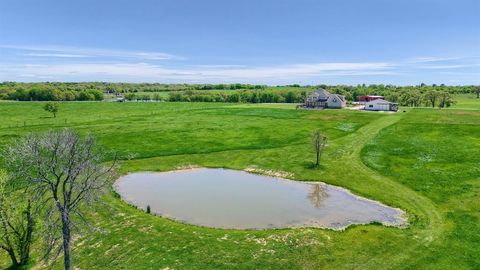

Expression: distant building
xmin=359 ymin=95 xmax=384 ymax=103
xmin=364 ymin=99 xmax=398 ymax=111
xmin=302 ymin=89 xmax=346 ymax=109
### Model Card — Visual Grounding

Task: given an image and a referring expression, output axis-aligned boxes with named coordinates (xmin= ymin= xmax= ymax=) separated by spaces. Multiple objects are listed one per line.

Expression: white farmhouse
xmin=364 ymin=99 xmax=398 ymax=111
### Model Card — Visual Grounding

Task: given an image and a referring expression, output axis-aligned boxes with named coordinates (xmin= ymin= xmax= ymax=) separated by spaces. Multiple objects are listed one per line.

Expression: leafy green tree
xmin=44 ymin=102 xmax=59 ymax=118
xmin=63 ymin=91 xmax=76 ymax=101
xmin=152 ymin=93 xmax=162 ymax=101
xmin=408 ymin=90 xmax=422 ymax=107
xmin=438 ymin=92 xmax=455 ymax=108
xmin=86 ymin=89 xmax=104 ymax=101
xmin=168 ymin=92 xmax=183 ymax=102
xmin=9 ymin=88 xmax=30 ymax=101
xmin=387 ymin=92 xmax=399 ymax=103
xmin=140 ymin=94 xmax=151 ymax=101
xmin=124 ymin=93 xmax=137 ymax=101
xmin=283 ymin=91 xmax=294 ymax=103
xmin=226 ymin=93 xmax=240 ymax=102
xmin=423 ymin=90 xmax=439 ymax=108
xmin=78 ymin=91 xmax=95 ymax=101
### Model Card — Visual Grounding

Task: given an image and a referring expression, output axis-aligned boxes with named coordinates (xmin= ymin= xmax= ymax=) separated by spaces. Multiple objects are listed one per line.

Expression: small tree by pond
xmin=4 ymin=129 xmax=116 ymax=270
xmin=44 ymin=102 xmax=59 ymax=118
xmin=311 ymin=130 xmax=328 ymax=167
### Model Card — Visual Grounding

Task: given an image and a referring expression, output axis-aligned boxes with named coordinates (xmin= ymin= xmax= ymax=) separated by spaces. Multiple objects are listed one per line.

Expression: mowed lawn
xmin=0 ymin=98 xmax=478 ymax=269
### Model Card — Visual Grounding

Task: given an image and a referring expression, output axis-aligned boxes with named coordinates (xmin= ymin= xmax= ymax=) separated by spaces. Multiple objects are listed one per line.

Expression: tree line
xmin=164 ymin=90 xmax=307 ymax=103
xmin=1 ymin=87 xmax=104 ymax=101
xmin=0 ymin=82 xmax=266 ymax=98
xmin=126 ymin=88 xmax=458 ymax=108
xmin=1 ymin=82 xmax=479 ymax=105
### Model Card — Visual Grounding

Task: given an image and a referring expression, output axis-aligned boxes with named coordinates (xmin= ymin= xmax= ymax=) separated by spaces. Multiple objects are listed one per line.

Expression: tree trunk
xmin=61 ymin=210 xmax=71 ymax=270
xmin=20 ymin=200 xmax=34 ymax=265
xmin=0 ymin=208 xmax=19 ymax=267
xmin=316 ymin=149 xmax=319 ymax=166
xmin=6 ymin=248 xmax=18 ymax=267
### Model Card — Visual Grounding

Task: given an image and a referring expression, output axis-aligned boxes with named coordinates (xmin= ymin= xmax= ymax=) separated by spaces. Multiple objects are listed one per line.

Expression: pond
xmin=114 ymin=168 xmax=406 ymax=230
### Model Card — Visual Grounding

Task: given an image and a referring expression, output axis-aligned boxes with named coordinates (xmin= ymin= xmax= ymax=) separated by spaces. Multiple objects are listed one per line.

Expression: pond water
xmin=114 ymin=168 xmax=406 ymax=230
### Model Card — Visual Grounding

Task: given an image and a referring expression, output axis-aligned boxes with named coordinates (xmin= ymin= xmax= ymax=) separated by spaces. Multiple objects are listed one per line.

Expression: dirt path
xmin=326 ymin=113 xmax=445 ymax=269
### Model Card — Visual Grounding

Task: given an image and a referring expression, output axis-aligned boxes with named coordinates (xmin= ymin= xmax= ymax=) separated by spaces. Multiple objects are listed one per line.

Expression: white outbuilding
xmin=364 ymin=99 xmax=398 ymax=111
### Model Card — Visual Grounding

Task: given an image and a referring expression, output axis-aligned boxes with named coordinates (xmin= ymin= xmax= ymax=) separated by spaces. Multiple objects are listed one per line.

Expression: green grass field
xmin=0 ymin=96 xmax=478 ymax=269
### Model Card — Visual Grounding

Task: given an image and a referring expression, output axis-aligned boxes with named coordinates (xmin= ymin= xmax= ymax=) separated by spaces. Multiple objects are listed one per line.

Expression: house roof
xmin=307 ymin=88 xmax=331 ymax=101
xmin=365 ymin=99 xmax=396 ymax=105
xmin=306 ymin=88 xmax=346 ymax=103
xmin=335 ymin=94 xmax=345 ymax=101
xmin=314 ymin=89 xmax=331 ymax=100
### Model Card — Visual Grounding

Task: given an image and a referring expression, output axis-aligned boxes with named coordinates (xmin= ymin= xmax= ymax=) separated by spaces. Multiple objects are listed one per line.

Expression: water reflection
xmin=307 ymin=184 xmax=328 ymax=208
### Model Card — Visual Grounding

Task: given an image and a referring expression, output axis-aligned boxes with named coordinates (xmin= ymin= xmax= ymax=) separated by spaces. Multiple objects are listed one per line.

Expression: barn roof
xmin=365 ymin=99 xmax=395 ymax=104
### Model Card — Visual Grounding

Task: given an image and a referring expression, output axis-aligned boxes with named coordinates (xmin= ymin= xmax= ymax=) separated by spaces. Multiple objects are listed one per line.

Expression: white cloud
xmin=0 ymin=61 xmax=395 ymax=83
xmin=417 ymin=64 xmax=471 ymax=69
xmin=407 ymin=56 xmax=480 ymax=70
xmin=1 ymin=48 xmax=479 ymax=84
xmin=408 ymin=56 xmax=461 ymax=63
xmin=22 ymin=53 xmax=90 ymax=58
xmin=195 ymin=64 xmax=247 ymax=68
xmin=1 ymin=45 xmax=181 ymax=60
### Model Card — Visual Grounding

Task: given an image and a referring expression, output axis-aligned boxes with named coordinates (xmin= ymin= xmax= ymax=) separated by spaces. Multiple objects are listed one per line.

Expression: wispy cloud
xmin=407 ymin=56 xmax=462 ymax=63
xmin=0 ymin=61 xmax=395 ymax=83
xmin=1 ymin=45 xmax=479 ymax=84
xmin=195 ymin=64 xmax=247 ymax=68
xmin=416 ymin=64 xmax=477 ymax=69
xmin=1 ymin=45 xmax=182 ymax=60
xmin=22 ymin=53 xmax=90 ymax=58
xmin=407 ymin=55 xmax=480 ymax=70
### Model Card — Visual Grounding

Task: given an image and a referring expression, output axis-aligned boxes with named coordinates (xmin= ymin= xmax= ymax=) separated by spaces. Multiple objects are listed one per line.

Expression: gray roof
xmin=307 ymin=88 xmax=345 ymax=102
xmin=306 ymin=88 xmax=330 ymax=101
xmin=313 ymin=89 xmax=331 ymax=101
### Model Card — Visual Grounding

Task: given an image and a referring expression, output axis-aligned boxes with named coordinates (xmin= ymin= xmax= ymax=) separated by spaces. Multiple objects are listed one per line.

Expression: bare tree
xmin=311 ymin=130 xmax=328 ymax=166
xmin=0 ymin=170 xmax=35 ymax=267
xmin=4 ymin=129 xmax=116 ymax=270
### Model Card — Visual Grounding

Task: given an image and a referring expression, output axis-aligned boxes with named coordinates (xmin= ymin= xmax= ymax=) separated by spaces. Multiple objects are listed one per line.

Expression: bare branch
xmin=2 ymin=129 xmax=116 ymax=270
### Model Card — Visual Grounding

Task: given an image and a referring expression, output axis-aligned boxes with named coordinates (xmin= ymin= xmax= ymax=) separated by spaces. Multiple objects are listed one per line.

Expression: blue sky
xmin=0 ymin=0 xmax=479 ymax=85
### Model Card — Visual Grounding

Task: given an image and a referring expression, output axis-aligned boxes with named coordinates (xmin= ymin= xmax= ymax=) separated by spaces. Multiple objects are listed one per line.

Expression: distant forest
xmin=1 ymin=82 xmax=478 ymax=107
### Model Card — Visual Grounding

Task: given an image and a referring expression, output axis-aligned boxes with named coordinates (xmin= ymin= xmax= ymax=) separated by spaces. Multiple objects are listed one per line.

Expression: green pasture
xmin=0 ymin=96 xmax=478 ymax=269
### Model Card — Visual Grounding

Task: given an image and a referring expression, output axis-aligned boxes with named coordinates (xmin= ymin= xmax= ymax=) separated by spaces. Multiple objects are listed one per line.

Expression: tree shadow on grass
xmin=5 ymin=264 xmax=29 ymax=270
xmin=303 ymin=161 xmax=326 ymax=170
